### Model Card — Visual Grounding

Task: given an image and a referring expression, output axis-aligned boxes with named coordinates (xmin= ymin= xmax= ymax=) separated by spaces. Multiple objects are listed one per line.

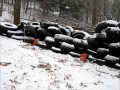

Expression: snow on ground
xmin=0 ymin=36 xmax=120 ymax=90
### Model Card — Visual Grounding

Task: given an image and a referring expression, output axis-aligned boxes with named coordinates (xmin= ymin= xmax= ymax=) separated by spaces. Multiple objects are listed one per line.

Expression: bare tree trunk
xmin=117 ymin=1 xmax=120 ymax=21
xmin=0 ymin=0 xmax=3 ymax=16
xmin=14 ymin=0 xmax=21 ymax=25
xmin=25 ymin=0 xmax=30 ymax=14
xmin=92 ymin=0 xmax=97 ymax=25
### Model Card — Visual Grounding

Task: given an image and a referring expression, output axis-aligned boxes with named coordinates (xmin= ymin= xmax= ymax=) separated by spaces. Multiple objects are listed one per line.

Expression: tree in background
xmin=0 ymin=0 xmax=3 ymax=16
xmin=0 ymin=0 xmax=120 ymax=29
xmin=14 ymin=0 xmax=21 ymax=25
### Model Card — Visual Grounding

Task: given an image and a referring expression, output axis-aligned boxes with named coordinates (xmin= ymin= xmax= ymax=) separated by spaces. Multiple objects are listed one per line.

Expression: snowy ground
xmin=0 ymin=36 xmax=120 ymax=90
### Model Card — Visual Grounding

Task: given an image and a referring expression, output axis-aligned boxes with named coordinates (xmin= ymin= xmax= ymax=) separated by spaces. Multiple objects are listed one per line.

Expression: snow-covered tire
xmin=7 ymin=30 xmax=23 ymax=36
xmin=104 ymin=55 xmax=119 ymax=66
xmin=40 ymin=21 xmax=58 ymax=29
xmin=11 ymin=35 xmax=24 ymax=40
xmin=72 ymin=30 xmax=90 ymax=39
xmin=47 ymin=26 xmax=61 ymax=37
xmin=96 ymin=48 xmax=109 ymax=59
xmin=18 ymin=21 xmax=30 ymax=30
xmin=37 ymin=41 xmax=48 ymax=49
xmin=88 ymin=55 xmax=106 ymax=64
xmin=69 ymin=52 xmax=80 ymax=58
xmin=65 ymin=26 xmax=74 ymax=33
xmin=108 ymin=43 xmax=120 ymax=57
xmin=95 ymin=33 xmax=108 ymax=42
xmin=87 ymin=49 xmax=97 ymax=58
xmin=87 ymin=37 xmax=101 ymax=50
xmin=37 ymin=28 xmax=49 ymax=41
xmin=23 ymin=36 xmax=35 ymax=43
xmin=6 ymin=33 xmax=12 ymax=38
xmin=51 ymin=47 xmax=61 ymax=53
xmin=31 ymin=22 xmax=40 ymax=30
xmin=54 ymin=34 xmax=73 ymax=44
xmin=60 ymin=42 xmax=75 ymax=53
xmin=118 ymin=22 xmax=120 ymax=28
xmin=94 ymin=33 xmax=109 ymax=48
xmin=95 ymin=20 xmax=118 ymax=33
xmin=59 ymin=26 xmax=71 ymax=36
xmin=73 ymin=38 xmax=89 ymax=49
xmin=0 ymin=22 xmax=18 ymax=33
xmin=44 ymin=36 xmax=55 ymax=48
xmin=105 ymin=27 xmax=120 ymax=42
xmin=11 ymin=35 xmax=29 ymax=40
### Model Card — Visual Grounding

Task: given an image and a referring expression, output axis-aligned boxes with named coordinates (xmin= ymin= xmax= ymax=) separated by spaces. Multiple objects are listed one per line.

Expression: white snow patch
xmin=0 ymin=36 xmax=120 ymax=90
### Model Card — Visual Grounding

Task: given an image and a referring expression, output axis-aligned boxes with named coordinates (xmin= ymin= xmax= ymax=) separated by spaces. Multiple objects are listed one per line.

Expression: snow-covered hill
xmin=0 ymin=36 xmax=120 ymax=90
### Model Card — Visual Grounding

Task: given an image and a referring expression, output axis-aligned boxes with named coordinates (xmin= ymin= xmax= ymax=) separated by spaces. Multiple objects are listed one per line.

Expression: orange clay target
xmin=80 ymin=53 xmax=88 ymax=62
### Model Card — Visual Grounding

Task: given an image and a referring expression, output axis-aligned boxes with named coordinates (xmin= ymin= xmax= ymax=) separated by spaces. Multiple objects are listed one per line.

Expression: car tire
xmin=37 ymin=28 xmax=49 ymax=41
xmin=47 ymin=26 xmax=61 ymax=37
xmin=54 ymin=34 xmax=73 ymax=44
xmin=95 ymin=20 xmax=118 ymax=33
xmin=60 ymin=42 xmax=75 ymax=53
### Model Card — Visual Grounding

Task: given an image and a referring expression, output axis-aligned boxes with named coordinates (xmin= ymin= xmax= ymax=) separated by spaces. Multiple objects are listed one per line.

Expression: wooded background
xmin=0 ymin=0 xmax=120 ymax=29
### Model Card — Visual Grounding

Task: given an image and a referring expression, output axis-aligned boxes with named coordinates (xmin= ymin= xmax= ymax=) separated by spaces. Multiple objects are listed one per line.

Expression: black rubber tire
xmin=87 ymin=49 xmax=97 ymax=58
xmin=73 ymin=34 xmax=84 ymax=39
xmin=60 ymin=42 xmax=75 ymax=53
xmin=37 ymin=41 xmax=48 ymax=49
xmin=88 ymin=55 xmax=105 ymax=64
xmin=0 ymin=31 xmax=2 ymax=35
xmin=104 ymin=55 xmax=119 ymax=66
xmin=87 ymin=37 xmax=101 ymax=50
xmin=31 ymin=22 xmax=40 ymax=30
xmin=37 ymin=28 xmax=49 ymax=41
xmin=11 ymin=35 xmax=24 ymax=40
xmin=7 ymin=30 xmax=23 ymax=36
xmin=44 ymin=36 xmax=55 ymax=48
xmin=73 ymin=38 xmax=89 ymax=49
xmin=54 ymin=34 xmax=73 ymax=44
xmin=25 ymin=25 xmax=36 ymax=38
xmin=6 ymin=33 xmax=12 ymax=38
xmin=105 ymin=27 xmax=120 ymax=42
xmin=0 ymin=22 xmax=18 ymax=34
xmin=51 ymin=47 xmax=62 ymax=53
xmin=118 ymin=22 xmax=120 ymax=28
xmin=40 ymin=21 xmax=58 ymax=30
xmin=59 ymin=26 xmax=71 ymax=36
xmin=96 ymin=48 xmax=109 ymax=59
xmin=23 ymin=36 xmax=35 ymax=44
xmin=72 ymin=30 xmax=90 ymax=39
xmin=65 ymin=26 xmax=74 ymax=33
xmin=47 ymin=26 xmax=61 ymax=37
xmin=69 ymin=52 xmax=80 ymax=58
xmin=108 ymin=43 xmax=120 ymax=57
xmin=95 ymin=20 xmax=118 ymax=33
xmin=94 ymin=33 xmax=109 ymax=48
xmin=95 ymin=33 xmax=108 ymax=42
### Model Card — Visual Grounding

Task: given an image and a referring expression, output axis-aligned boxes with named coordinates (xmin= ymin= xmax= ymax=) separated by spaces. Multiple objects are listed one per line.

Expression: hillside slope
xmin=0 ymin=36 xmax=120 ymax=90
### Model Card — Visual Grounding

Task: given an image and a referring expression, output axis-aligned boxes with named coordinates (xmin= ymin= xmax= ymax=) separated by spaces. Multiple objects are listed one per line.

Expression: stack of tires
xmin=87 ymin=20 xmax=120 ymax=66
xmin=0 ymin=20 xmax=120 ymax=67
xmin=0 ymin=22 xmax=20 ymax=38
xmin=43 ymin=26 xmax=91 ymax=58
